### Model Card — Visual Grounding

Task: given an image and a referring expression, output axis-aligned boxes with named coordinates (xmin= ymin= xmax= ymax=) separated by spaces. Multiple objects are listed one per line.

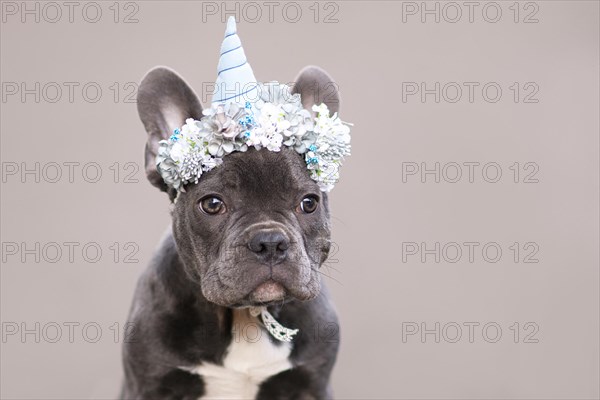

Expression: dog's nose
xmin=248 ymin=230 xmax=289 ymax=264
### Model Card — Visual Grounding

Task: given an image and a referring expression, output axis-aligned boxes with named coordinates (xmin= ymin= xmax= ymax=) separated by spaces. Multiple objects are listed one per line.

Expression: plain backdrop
xmin=1 ymin=1 xmax=599 ymax=399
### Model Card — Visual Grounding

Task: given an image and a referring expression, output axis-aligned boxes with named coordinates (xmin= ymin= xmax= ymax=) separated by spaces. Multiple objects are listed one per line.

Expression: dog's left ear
xmin=292 ymin=66 xmax=340 ymax=115
xmin=137 ymin=67 xmax=204 ymax=192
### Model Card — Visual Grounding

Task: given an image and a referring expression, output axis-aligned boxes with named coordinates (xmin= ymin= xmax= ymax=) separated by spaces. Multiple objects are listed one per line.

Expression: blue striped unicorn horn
xmin=212 ymin=16 xmax=259 ymax=105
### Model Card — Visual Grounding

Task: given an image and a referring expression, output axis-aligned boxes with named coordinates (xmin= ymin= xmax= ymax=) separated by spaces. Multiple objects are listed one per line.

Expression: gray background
xmin=1 ymin=1 xmax=598 ymax=399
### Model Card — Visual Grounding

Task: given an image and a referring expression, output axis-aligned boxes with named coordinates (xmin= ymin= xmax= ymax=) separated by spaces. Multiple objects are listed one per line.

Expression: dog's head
xmin=137 ymin=66 xmax=341 ymax=307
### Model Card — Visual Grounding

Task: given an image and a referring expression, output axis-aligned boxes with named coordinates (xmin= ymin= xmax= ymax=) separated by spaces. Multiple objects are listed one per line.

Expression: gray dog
xmin=120 ymin=64 xmax=343 ymax=399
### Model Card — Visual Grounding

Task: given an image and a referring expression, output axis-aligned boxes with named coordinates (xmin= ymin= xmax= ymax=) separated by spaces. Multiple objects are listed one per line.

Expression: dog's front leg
xmin=255 ymin=367 xmax=334 ymax=400
xmin=121 ymin=363 xmax=205 ymax=400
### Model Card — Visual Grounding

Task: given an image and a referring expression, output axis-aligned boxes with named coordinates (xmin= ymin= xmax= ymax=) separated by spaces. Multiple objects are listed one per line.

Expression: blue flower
xmin=170 ymin=128 xmax=181 ymax=141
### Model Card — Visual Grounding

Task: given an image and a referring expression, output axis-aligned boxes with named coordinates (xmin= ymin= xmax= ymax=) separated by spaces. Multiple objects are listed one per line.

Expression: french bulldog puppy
xmin=121 ymin=66 xmax=341 ymax=399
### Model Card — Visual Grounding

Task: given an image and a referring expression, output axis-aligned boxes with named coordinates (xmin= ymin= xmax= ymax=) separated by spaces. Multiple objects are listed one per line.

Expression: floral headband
xmin=156 ymin=19 xmax=352 ymax=193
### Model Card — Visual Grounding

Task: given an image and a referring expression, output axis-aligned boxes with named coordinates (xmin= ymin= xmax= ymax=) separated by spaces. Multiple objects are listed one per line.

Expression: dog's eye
xmin=199 ymin=196 xmax=226 ymax=215
xmin=298 ymin=196 xmax=319 ymax=214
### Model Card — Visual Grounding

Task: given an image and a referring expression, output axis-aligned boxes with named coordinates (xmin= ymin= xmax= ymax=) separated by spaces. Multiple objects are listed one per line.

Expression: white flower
xmin=257 ymin=103 xmax=291 ymax=132
xmin=180 ymin=118 xmax=201 ymax=138
xmin=169 ymin=141 xmax=188 ymax=164
xmin=312 ymin=103 xmax=329 ymax=118
xmin=201 ymin=155 xmax=223 ymax=171
xmin=308 ymin=158 xmax=340 ymax=192
xmin=262 ymin=131 xmax=283 ymax=152
xmin=303 ymin=103 xmax=352 ymax=191
xmin=247 ymin=102 xmax=291 ymax=152
xmin=243 ymin=129 xmax=261 ymax=149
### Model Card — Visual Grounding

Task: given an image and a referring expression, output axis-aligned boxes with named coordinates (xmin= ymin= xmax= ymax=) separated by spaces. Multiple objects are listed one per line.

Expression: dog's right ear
xmin=291 ymin=66 xmax=340 ymax=116
xmin=137 ymin=67 xmax=203 ymax=192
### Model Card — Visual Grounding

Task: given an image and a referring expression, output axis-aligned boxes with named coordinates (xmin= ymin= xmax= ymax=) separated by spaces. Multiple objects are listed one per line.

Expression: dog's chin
xmin=242 ymin=279 xmax=321 ymax=307
xmin=226 ymin=281 xmax=296 ymax=308
xmin=248 ymin=281 xmax=287 ymax=304
xmin=203 ymin=279 xmax=321 ymax=308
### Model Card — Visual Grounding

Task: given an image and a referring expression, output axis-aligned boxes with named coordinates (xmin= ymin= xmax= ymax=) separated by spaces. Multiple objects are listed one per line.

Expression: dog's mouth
xmin=248 ymin=280 xmax=287 ymax=304
xmin=225 ymin=280 xmax=292 ymax=308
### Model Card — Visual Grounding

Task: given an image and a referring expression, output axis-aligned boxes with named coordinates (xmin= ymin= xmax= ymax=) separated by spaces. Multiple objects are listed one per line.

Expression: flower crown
xmin=156 ymin=18 xmax=351 ymax=193
xmin=156 ymin=82 xmax=351 ymax=193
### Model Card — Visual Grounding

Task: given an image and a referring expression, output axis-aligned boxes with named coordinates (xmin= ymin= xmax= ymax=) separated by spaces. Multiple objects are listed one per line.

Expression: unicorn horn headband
xmin=156 ymin=16 xmax=352 ymax=193
xmin=212 ymin=16 xmax=259 ymax=105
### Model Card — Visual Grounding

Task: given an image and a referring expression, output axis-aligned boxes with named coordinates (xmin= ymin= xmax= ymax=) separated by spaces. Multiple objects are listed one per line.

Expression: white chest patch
xmin=185 ymin=309 xmax=294 ymax=400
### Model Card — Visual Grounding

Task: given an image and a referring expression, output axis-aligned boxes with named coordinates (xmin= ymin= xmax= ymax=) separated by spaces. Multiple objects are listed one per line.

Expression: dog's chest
xmin=187 ymin=310 xmax=293 ymax=399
